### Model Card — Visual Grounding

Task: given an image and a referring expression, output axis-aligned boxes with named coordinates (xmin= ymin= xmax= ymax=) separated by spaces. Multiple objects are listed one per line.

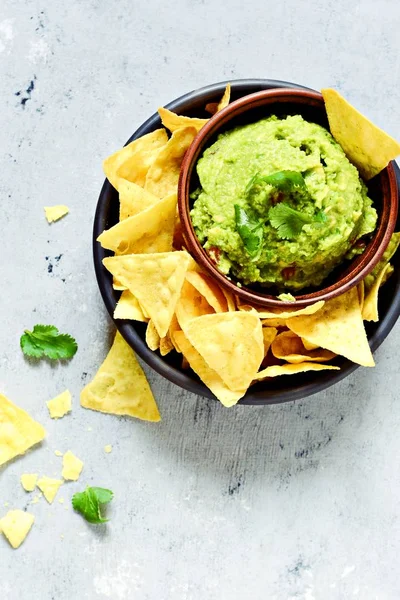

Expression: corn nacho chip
xmin=254 ymin=362 xmax=340 ymax=380
xmin=185 ymin=271 xmax=228 ymax=312
xmin=46 ymin=389 xmax=72 ymax=419
xmin=262 ymin=327 xmax=278 ymax=357
xmin=20 ymin=473 xmax=38 ymax=492
xmin=103 ymin=251 xmax=191 ymax=338
xmin=239 ymin=300 xmax=325 ymax=320
xmin=160 ymin=334 xmax=174 ymax=357
xmin=271 ymin=330 xmax=336 ymax=364
xmin=362 ymin=263 xmax=392 ymax=322
xmin=103 ymin=129 xmax=168 ymax=190
xmin=118 ymin=180 xmax=160 ymax=221
xmin=221 ymin=287 xmax=236 ymax=311
xmin=144 ymin=127 xmax=197 ymax=198
xmin=185 ymin=313 xmax=263 ymax=391
xmin=97 ymin=192 xmax=177 ymax=255
xmin=158 ymin=107 xmax=208 ymax=133
xmin=80 ymin=332 xmax=160 ymax=422
xmin=364 ymin=232 xmax=400 ymax=293
xmin=322 ymin=88 xmax=400 ymax=180
xmin=175 ymin=280 xmax=214 ymax=329
xmin=0 ymin=394 xmax=46 ymax=468
xmin=146 ymin=320 xmax=160 ymax=351
xmin=44 ymin=205 xmax=69 ymax=223
xmin=287 ymin=287 xmax=374 ymax=367
xmin=0 ymin=510 xmax=35 ymax=549
xmin=205 ymin=84 xmax=231 ymax=115
xmin=174 ymin=331 xmax=246 ymax=407
xmin=114 ymin=290 xmax=148 ymax=322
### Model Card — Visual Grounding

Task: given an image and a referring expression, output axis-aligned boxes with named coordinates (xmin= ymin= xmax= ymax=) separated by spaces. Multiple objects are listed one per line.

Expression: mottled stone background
xmin=1 ymin=1 xmax=399 ymax=598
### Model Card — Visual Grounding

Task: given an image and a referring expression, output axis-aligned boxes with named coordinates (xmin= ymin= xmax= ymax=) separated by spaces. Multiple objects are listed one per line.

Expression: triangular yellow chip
xmin=158 ymin=107 xmax=208 ymax=133
xmin=175 ymin=280 xmax=214 ymax=330
xmin=239 ymin=300 xmax=325 ymax=320
xmin=0 ymin=510 xmax=35 ymax=548
xmin=80 ymin=332 xmax=160 ymax=422
xmin=185 ymin=271 xmax=228 ymax=312
xmin=103 ymin=129 xmax=168 ymax=190
xmin=0 ymin=393 xmax=46 ymax=468
xmin=271 ymin=330 xmax=336 ymax=364
xmin=97 ymin=192 xmax=177 ymax=254
xmin=205 ymin=84 xmax=232 ymax=115
xmin=362 ymin=263 xmax=392 ymax=322
xmin=322 ymin=88 xmax=400 ymax=180
xmin=44 ymin=205 xmax=69 ymax=223
xmin=174 ymin=331 xmax=246 ymax=407
xmin=62 ymin=450 xmax=84 ymax=481
xmin=254 ymin=362 xmax=339 ymax=381
xmin=185 ymin=313 xmax=264 ymax=391
xmin=37 ymin=477 xmax=63 ymax=504
xmin=144 ymin=127 xmax=197 ymax=198
xmin=103 ymin=251 xmax=191 ymax=337
xmin=262 ymin=327 xmax=278 ymax=357
xmin=118 ymin=179 xmax=160 ymax=221
xmin=145 ymin=320 xmax=160 ymax=351
xmin=114 ymin=290 xmax=148 ymax=322
xmin=286 ymin=287 xmax=374 ymax=367
xmin=364 ymin=232 xmax=400 ymax=293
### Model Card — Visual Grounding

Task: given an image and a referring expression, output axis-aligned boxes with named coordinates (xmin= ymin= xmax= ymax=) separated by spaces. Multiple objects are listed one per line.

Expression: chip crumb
xmin=54 ymin=450 xmax=63 ymax=457
xmin=46 ymin=390 xmax=72 ymax=419
xmin=60 ymin=534 xmax=64 ymax=540
xmin=62 ymin=450 xmax=84 ymax=481
xmin=87 ymin=427 xmax=92 ymax=432
xmin=30 ymin=493 xmax=42 ymax=505
xmin=4 ymin=502 xmax=9 ymax=508
xmin=44 ymin=205 xmax=69 ymax=223
xmin=37 ymin=477 xmax=63 ymax=504
xmin=104 ymin=445 xmax=112 ymax=454
xmin=20 ymin=474 xmax=38 ymax=492
xmin=58 ymin=497 xmax=64 ymax=504
xmin=0 ymin=510 xmax=35 ymax=549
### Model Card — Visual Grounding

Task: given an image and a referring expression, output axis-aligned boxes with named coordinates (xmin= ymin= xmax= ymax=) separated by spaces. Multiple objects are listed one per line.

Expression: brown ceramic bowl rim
xmin=178 ymin=88 xmax=398 ymax=309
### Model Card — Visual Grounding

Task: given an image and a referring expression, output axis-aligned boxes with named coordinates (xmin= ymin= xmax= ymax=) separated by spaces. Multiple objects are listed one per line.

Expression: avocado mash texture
xmin=190 ymin=115 xmax=377 ymax=290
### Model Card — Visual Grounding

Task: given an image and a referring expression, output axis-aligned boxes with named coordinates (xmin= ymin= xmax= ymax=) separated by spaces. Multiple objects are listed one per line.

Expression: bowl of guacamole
xmin=178 ymin=88 xmax=398 ymax=308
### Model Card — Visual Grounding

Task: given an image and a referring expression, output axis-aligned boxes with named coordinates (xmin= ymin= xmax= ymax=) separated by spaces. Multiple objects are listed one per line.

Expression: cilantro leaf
xmin=314 ymin=209 xmax=327 ymax=223
xmin=246 ymin=170 xmax=307 ymax=195
xmin=72 ymin=487 xmax=114 ymax=524
xmin=268 ymin=203 xmax=313 ymax=240
xmin=234 ymin=205 xmax=264 ymax=259
xmin=20 ymin=324 xmax=78 ymax=360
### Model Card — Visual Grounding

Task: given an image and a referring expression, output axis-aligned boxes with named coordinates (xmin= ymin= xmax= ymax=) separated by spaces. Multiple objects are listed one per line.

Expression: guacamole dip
xmin=190 ymin=115 xmax=377 ymax=291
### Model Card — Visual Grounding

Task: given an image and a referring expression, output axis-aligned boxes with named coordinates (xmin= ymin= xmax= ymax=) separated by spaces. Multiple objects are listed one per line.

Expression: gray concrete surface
xmin=1 ymin=0 xmax=400 ymax=598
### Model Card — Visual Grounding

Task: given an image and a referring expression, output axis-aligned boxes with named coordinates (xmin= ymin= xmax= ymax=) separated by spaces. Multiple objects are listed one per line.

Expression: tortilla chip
xmin=113 ymin=278 xmax=127 ymax=291
xmin=205 ymin=83 xmax=231 ymax=115
xmin=97 ymin=192 xmax=177 ymax=255
xmin=146 ymin=320 xmax=160 ymax=351
xmin=261 ymin=318 xmax=288 ymax=327
xmin=321 ymin=88 xmax=400 ymax=180
xmin=168 ymin=314 xmax=183 ymax=352
xmin=81 ymin=332 xmax=160 ymax=422
xmin=103 ymin=129 xmax=168 ymax=190
xmin=262 ymin=327 xmax=278 ymax=357
xmin=254 ymin=362 xmax=340 ymax=380
xmin=62 ymin=450 xmax=84 ymax=482
xmin=239 ymin=300 xmax=325 ymax=320
xmin=37 ymin=476 xmax=63 ymax=504
xmin=103 ymin=251 xmax=191 ymax=337
xmin=271 ymin=330 xmax=336 ymax=364
xmin=357 ymin=280 xmax=365 ymax=311
xmin=221 ymin=287 xmax=236 ymax=311
xmin=0 ymin=510 xmax=35 ymax=549
xmin=160 ymin=334 xmax=174 ymax=357
xmin=364 ymin=232 xmax=400 ymax=293
xmin=362 ymin=263 xmax=392 ymax=322
xmin=46 ymin=390 xmax=72 ymax=419
xmin=144 ymin=127 xmax=197 ymax=198
xmin=158 ymin=107 xmax=208 ymax=133
xmin=114 ymin=290 xmax=148 ymax=322
xmin=287 ymin=287 xmax=374 ymax=367
xmin=44 ymin=205 xmax=69 ymax=223
xmin=0 ymin=393 xmax=46 ymax=468
xmin=185 ymin=313 xmax=263 ymax=391
xmin=174 ymin=331 xmax=246 ymax=407
xmin=175 ymin=280 xmax=214 ymax=330
xmin=118 ymin=179 xmax=160 ymax=221
xmin=185 ymin=271 xmax=228 ymax=312
xmin=301 ymin=339 xmax=320 ymax=351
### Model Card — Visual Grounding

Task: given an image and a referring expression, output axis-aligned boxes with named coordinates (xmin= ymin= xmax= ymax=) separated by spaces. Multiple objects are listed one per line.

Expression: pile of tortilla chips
xmin=97 ymin=85 xmax=400 ymax=407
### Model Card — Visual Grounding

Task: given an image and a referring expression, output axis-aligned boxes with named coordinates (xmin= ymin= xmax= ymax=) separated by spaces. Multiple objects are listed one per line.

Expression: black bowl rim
xmin=93 ymin=78 xmax=400 ymax=406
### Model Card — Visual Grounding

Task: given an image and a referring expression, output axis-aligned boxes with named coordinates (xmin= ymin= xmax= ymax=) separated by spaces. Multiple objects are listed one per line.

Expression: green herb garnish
xmin=72 ymin=487 xmax=114 ymax=524
xmin=268 ymin=203 xmax=313 ymax=240
xmin=20 ymin=325 xmax=78 ymax=360
xmin=234 ymin=205 xmax=264 ymax=258
xmin=246 ymin=170 xmax=307 ymax=195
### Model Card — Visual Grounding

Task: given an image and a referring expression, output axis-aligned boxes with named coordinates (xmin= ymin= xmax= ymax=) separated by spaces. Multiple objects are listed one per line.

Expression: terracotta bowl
xmin=178 ymin=88 xmax=399 ymax=308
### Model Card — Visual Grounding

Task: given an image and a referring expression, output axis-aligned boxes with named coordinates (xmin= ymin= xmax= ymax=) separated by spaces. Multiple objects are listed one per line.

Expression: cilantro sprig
xmin=20 ymin=325 xmax=78 ymax=360
xmin=234 ymin=205 xmax=264 ymax=259
xmin=246 ymin=170 xmax=307 ymax=195
xmin=72 ymin=487 xmax=114 ymax=524
xmin=268 ymin=203 xmax=313 ymax=240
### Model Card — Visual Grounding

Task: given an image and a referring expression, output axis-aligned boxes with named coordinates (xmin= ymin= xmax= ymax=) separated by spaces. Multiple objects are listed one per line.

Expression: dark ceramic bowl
xmin=178 ymin=88 xmax=398 ymax=308
xmin=93 ymin=79 xmax=400 ymax=405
